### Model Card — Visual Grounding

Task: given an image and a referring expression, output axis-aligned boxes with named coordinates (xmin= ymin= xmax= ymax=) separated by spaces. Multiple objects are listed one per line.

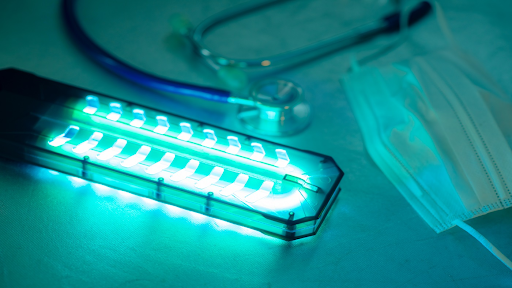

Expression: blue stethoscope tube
xmin=62 ymin=0 xmax=431 ymax=103
xmin=62 ymin=0 xmax=232 ymax=103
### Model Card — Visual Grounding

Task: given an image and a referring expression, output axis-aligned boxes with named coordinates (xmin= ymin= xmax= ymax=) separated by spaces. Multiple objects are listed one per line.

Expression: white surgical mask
xmin=341 ymin=2 xmax=512 ymax=269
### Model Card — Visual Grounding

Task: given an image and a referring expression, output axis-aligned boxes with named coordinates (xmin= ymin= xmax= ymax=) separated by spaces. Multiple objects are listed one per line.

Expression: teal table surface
xmin=0 ymin=0 xmax=511 ymax=287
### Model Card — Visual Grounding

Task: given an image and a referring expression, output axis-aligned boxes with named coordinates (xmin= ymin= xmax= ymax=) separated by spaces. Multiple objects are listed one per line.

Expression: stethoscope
xmin=62 ymin=0 xmax=431 ymax=136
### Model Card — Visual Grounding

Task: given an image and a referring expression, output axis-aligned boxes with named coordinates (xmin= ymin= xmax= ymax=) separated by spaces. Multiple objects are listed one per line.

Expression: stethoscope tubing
xmin=62 ymin=0 xmax=431 ymax=103
xmin=62 ymin=0 xmax=233 ymax=103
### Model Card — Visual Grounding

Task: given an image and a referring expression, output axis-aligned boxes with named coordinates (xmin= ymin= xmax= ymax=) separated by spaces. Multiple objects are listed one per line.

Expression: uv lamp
xmin=0 ymin=68 xmax=343 ymax=240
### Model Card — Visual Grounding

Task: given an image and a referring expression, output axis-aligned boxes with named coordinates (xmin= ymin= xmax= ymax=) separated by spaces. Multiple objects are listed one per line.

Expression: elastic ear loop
xmin=453 ymin=219 xmax=512 ymax=270
xmin=349 ymin=0 xmax=414 ymax=71
xmin=443 ymin=0 xmax=512 ymax=270
xmin=435 ymin=1 xmax=504 ymax=93
xmin=350 ymin=1 xmax=480 ymax=72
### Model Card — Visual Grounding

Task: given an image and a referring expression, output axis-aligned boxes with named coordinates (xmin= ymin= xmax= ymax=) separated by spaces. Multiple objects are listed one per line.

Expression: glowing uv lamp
xmin=0 ymin=69 xmax=343 ymax=240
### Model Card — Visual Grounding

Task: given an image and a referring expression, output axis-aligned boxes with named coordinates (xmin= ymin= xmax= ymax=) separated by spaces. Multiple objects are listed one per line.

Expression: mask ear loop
xmin=453 ymin=219 xmax=512 ymax=270
xmin=432 ymin=2 xmax=456 ymax=50
xmin=441 ymin=4 xmax=512 ymax=270
xmin=350 ymin=0 xmax=414 ymax=72
xmin=435 ymin=1 xmax=505 ymax=95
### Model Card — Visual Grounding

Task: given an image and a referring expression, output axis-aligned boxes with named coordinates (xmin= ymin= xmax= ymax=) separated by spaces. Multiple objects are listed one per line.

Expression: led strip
xmin=49 ymin=126 xmax=283 ymax=204
xmin=84 ymin=98 xmax=291 ymax=168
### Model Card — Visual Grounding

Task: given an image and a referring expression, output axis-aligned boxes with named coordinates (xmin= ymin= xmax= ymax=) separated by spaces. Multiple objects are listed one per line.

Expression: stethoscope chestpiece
xmin=237 ymin=79 xmax=311 ymax=136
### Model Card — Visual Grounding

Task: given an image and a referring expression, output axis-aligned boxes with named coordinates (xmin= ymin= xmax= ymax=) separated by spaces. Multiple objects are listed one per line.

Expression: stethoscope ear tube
xmin=382 ymin=1 xmax=432 ymax=33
